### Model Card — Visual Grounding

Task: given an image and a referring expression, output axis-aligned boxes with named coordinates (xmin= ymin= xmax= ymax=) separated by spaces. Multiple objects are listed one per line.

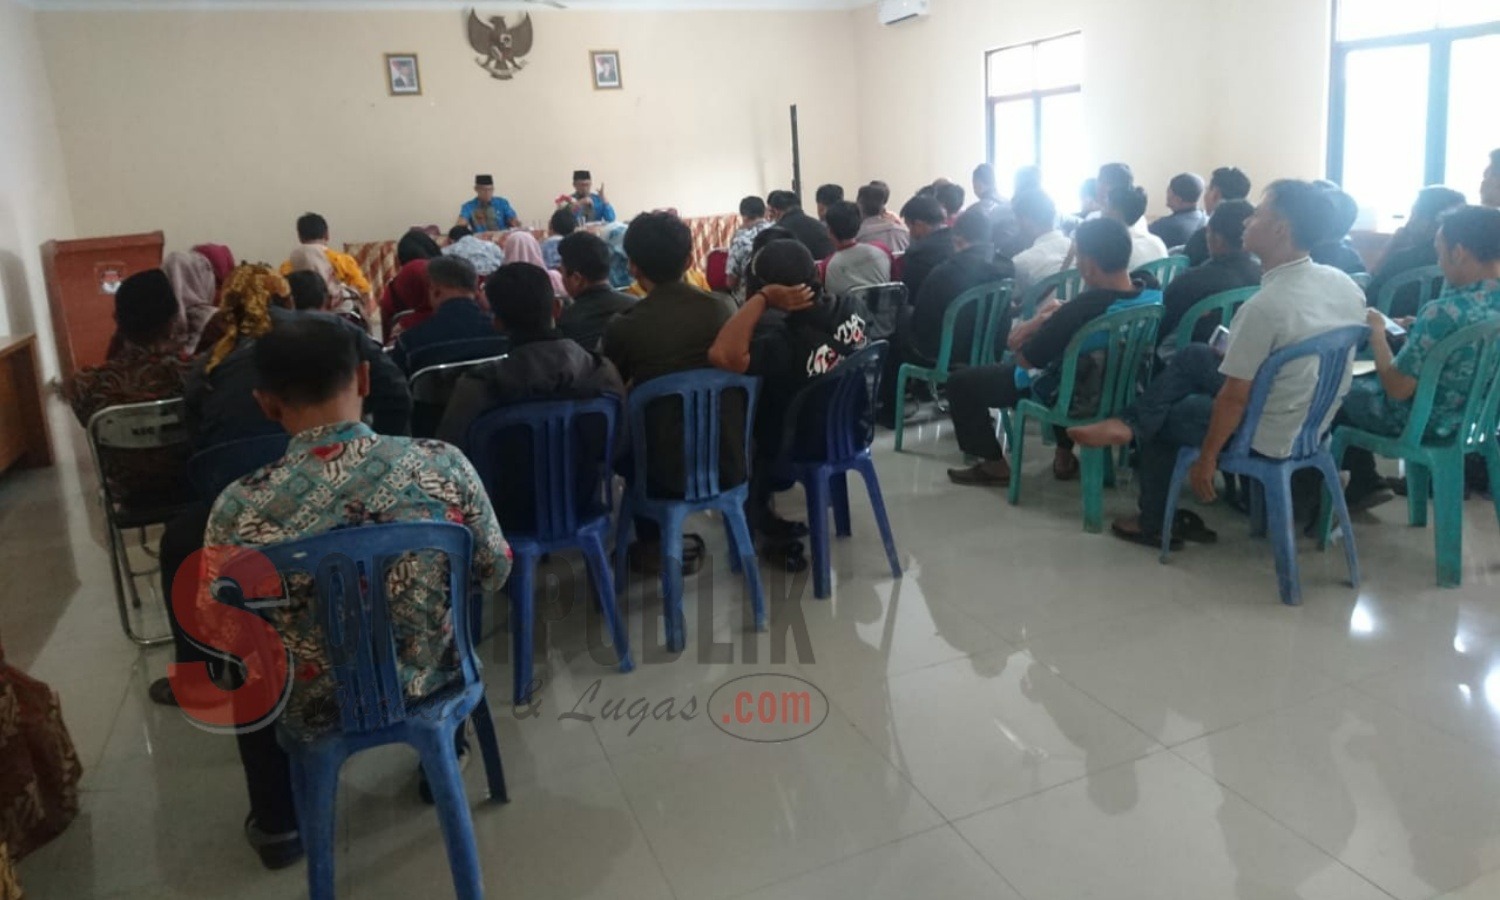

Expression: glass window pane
xmin=1445 ymin=33 xmax=1500 ymax=195
xmin=991 ymin=99 xmax=1036 ymax=191
xmin=1034 ymin=33 xmax=1083 ymax=91
xmin=987 ymin=45 xmax=1033 ymax=97
xmin=1336 ymin=0 xmax=1437 ymax=41
xmin=1038 ymin=92 xmax=1085 ymax=210
xmin=1439 ymin=0 xmax=1500 ymax=30
xmin=1341 ymin=44 xmax=1430 ymax=223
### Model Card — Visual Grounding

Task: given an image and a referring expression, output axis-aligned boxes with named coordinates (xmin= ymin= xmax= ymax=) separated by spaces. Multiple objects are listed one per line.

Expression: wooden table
xmin=0 ymin=335 xmax=53 ymax=474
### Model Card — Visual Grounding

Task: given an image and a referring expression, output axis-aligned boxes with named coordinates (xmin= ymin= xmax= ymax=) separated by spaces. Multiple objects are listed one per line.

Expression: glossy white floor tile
xmin=9 ymin=399 xmax=1500 ymax=899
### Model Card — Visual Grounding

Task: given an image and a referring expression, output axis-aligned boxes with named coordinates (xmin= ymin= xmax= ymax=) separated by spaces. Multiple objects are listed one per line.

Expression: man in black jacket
xmin=767 ymin=190 xmax=835 ymax=260
xmin=899 ymin=195 xmax=955 ymax=299
xmin=556 ymin=231 xmax=636 ymax=351
xmin=1184 ymin=167 xmax=1252 ymax=265
xmin=1149 ymin=173 xmax=1208 ymax=249
xmin=908 ymin=206 xmax=1015 ymax=363
xmin=944 ymin=219 xmax=1156 ymax=486
xmin=1159 ymin=200 xmax=1261 ymax=344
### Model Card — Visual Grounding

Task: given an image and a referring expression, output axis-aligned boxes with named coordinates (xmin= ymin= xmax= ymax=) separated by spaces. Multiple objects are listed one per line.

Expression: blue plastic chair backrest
xmin=464 ymin=396 xmax=618 ymax=541
xmin=407 ymin=336 xmax=511 ymax=374
xmin=1171 ymin=285 xmax=1260 ymax=351
xmin=217 ymin=522 xmax=479 ymax=735
xmin=1395 ymin=318 xmax=1500 ymax=448
xmin=1019 ymin=268 xmax=1084 ymax=319
xmin=1134 ymin=255 xmax=1191 ymax=289
xmin=780 ymin=342 xmax=886 ymax=464
xmin=1372 ymin=265 xmax=1445 ymax=316
xmin=188 ymin=433 xmax=291 ymax=502
xmin=934 ymin=280 xmax=1013 ymax=372
xmin=843 ymin=282 xmax=908 ymax=341
xmin=1225 ymin=324 xmax=1368 ymax=461
xmin=624 ymin=369 xmax=759 ymax=503
xmin=1050 ymin=302 xmax=1164 ymax=418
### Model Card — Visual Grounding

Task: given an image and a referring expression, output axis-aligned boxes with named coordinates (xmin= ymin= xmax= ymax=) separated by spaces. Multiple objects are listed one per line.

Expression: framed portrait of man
xmin=590 ymin=50 xmax=622 ymax=90
xmin=385 ymin=53 xmax=422 ymax=96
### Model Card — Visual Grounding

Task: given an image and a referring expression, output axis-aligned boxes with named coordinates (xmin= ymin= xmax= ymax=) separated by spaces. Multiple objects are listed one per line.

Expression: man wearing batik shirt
xmin=62 ymin=268 xmax=194 ymax=508
xmin=193 ymin=316 xmax=510 ymax=870
xmin=1340 ymin=205 xmax=1500 ymax=504
xmin=726 ymin=195 xmax=774 ymax=295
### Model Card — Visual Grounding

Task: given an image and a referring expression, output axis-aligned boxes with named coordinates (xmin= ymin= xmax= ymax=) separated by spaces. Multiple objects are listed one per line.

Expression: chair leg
xmin=893 ymin=366 xmax=911 ymax=452
xmin=1316 ymin=435 xmax=1348 ymax=550
xmin=1262 ymin=470 xmax=1302 ymax=606
xmin=659 ymin=508 xmax=689 ymax=653
xmin=412 ymin=729 xmax=486 ymax=900
xmin=723 ymin=506 xmax=767 ymax=630
xmin=289 ymin=747 xmax=343 ymax=900
xmin=856 ymin=456 xmax=902 ymax=580
xmin=581 ymin=530 xmax=633 ymax=673
xmin=1006 ymin=412 xmax=1026 ymax=506
xmin=1079 ymin=447 xmax=1106 ymax=533
xmin=1160 ymin=451 xmax=1194 ymax=563
xmin=723 ymin=513 xmax=743 ymax=574
xmin=804 ymin=471 xmax=833 ymax=600
xmin=109 ymin=524 xmax=171 ymax=647
xmin=1315 ymin=457 xmax=1360 ymax=589
xmin=507 ymin=550 xmax=537 ymax=706
xmin=1482 ymin=442 xmax=1500 ymax=532
xmin=830 ymin=471 xmax=852 ymax=538
xmin=467 ymin=695 xmax=510 ymax=803
xmin=1431 ymin=459 xmax=1465 ymax=588
xmin=1407 ymin=463 xmax=1431 ymax=528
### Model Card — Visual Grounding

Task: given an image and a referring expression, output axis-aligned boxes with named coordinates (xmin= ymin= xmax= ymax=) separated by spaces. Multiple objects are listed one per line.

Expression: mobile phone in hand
xmin=1209 ymin=325 xmax=1232 ymax=355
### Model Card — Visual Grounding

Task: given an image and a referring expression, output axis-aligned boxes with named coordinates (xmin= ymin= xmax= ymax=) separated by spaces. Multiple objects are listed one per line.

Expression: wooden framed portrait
xmin=590 ymin=50 xmax=622 ymax=90
xmin=385 ymin=53 xmax=422 ymax=96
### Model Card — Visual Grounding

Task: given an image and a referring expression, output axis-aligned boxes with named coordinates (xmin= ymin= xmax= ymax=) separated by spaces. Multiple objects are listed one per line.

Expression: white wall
xmin=36 ymin=8 xmax=861 ymax=263
xmin=0 ymin=0 xmax=76 ymax=376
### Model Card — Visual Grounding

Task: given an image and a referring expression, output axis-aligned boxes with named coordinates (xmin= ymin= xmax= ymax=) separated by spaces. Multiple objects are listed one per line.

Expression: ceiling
xmin=28 ymin=0 xmax=869 ymax=11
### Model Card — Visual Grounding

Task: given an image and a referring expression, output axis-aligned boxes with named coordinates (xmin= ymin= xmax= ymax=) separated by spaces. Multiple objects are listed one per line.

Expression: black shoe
xmin=245 ymin=815 xmax=302 ymax=871
xmin=148 ymin=677 xmax=179 ymax=707
xmin=760 ymin=515 xmax=809 ymax=541
xmin=947 ymin=462 xmax=1010 ymax=487
xmin=1345 ymin=479 xmax=1395 ymax=512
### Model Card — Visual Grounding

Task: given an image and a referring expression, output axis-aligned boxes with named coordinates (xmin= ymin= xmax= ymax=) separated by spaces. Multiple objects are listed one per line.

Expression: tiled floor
xmin=9 ymin=402 xmax=1500 ymax=899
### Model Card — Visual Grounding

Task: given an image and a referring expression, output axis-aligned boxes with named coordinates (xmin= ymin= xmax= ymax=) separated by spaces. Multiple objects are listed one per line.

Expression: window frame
xmin=984 ymin=31 xmax=1083 ymax=177
xmin=1327 ymin=4 xmax=1500 ymax=189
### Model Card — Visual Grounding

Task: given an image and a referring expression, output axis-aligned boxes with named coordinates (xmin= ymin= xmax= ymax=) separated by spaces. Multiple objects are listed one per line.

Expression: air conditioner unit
xmin=878 ymin=0 xmax=930 ymax=26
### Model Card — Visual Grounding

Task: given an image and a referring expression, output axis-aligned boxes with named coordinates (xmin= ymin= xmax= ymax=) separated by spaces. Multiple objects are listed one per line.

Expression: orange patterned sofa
xmin=345 ymin=214 xmax=740 ymax=294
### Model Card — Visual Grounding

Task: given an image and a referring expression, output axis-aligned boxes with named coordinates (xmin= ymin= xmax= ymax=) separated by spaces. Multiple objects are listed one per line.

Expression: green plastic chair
xmin=1316 ymin=319 xmax=1500 ymax=587
xmin=893 ymin=280 xmax=1013 ymax=452
xmin=1370 ymin=265 xmax=1445 ymax=316
xmin=1135 ymin=255 xmax=1191 ymax=289
xmin=1351 ymin=272 xmax=1372 ymax=291
xmin=1007 ymin=302 xmax=1164 ymax=531
xmin=1168 ymin=285 xmax=1260 ymax=352
xmin=1017 ymin=268 xmax=1084 ymax=321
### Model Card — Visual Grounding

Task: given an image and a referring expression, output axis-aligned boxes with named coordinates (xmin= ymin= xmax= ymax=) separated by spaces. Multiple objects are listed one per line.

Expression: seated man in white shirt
xmin=1107 ymin=185 xmax=1169 ymax=271
xmin=1068 ymin=179 xmax=1366 ymax=547
xmin=823 ymin=200 xmax=891 ymax=298
xmin=1009 ymin=188 xmax=1072 ymax=295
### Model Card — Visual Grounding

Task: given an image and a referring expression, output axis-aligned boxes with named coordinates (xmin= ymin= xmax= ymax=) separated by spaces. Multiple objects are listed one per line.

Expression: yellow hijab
xmin=204 ymin=263 xmax=290 ymax=373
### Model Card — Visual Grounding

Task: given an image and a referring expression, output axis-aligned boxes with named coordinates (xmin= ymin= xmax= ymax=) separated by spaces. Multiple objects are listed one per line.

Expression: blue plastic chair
xmin=894 ymin=280 xmax=1013 ymax=451
xmin=1370 ymin=265 xmax=1445 ymax=317
xmin=613 ymin=370 xmax=765 ymax=652
xmin=777 ymin=342 xmax=902 ymax=599
xmin=187 ymin=432 xmax=290 ymax=502
xmin=1160 ymin=325 xmax=1367 ymax=606
xmin=1316 ymin=320 xmax=1500 ymax=587
xmin=214 ymin=522 xmax=508 ymax=900
xmin=1134 ymin=255 xmax=1191 ymax=289
xmin=465 ymin=397 xmax=634 ymax=704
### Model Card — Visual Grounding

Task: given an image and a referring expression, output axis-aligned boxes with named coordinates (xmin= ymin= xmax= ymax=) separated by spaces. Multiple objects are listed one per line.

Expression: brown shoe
xmin=1052 ymin=448 xmax=1079 ymax=481
xmin=948 ymin=461 xmax=1011 ymax=486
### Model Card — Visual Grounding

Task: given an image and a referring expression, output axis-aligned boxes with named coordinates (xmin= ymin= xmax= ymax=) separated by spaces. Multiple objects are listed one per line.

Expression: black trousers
xmin=945 ymin=364 xmax=1074 ymax=462
xmin=1122 ymin=345 xmax=1224 ymax=531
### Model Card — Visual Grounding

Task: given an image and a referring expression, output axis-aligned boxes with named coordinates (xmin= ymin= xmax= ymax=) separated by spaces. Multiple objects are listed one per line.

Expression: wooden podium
xmin=42 ymin=231 xmax=165 ymax=380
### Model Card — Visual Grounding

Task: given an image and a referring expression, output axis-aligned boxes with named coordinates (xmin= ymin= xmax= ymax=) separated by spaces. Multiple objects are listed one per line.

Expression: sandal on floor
xmin=148 ymin=676 xmax=179 ymax=707
xmin=1173 ymin=510 xmax=1218 ymax=544
xmin=1111 ymin=520 xmax=1184 ymax=551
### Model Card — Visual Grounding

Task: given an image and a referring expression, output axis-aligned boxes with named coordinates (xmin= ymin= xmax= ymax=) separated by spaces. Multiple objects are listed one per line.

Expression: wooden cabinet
xmin=42 ymin=232 xmax=164 ymax=380
xmin=0 ymin=335 xmax=52 ymax=474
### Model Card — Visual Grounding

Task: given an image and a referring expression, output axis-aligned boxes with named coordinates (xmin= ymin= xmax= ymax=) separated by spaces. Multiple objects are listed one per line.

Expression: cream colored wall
xmin=851 ymin=0 xmax=1335 ymax=211
xmin=0 ymin=0 xmax=75 ymax=376
xmin=36 ymin=8 xmax=861 ymax=263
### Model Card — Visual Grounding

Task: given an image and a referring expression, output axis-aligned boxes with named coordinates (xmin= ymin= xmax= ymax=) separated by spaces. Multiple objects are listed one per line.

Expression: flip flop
xmin=1173 ymin=510 xmax=1218 ymax=544
xmin=1111 ymin=520 xmax=1184 ymax=551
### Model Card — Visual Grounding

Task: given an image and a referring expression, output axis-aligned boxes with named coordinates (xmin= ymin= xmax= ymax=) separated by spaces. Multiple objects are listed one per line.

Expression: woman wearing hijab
xmin=162 ymin=250 xmax=220 ymax=352
xmin=500 ymin=231 xmax=568 ymax=298
xmin=192 ymin=243 xmax=236 ymax=290
xmin=397 ymin=229 xmax=443 ymax=267
xmin=708 ymin=239 xmax=868 ymax=554
xmin=379 ymin=259 xmax=431 ymax=344
xmin=185 ymin=264 xmax=292 ymax=447
xmin=288 ymin=245 xmax=370 ymax=333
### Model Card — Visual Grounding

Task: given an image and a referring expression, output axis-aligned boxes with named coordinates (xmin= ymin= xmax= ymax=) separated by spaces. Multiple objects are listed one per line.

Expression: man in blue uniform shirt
xmin=565 ymin=169 xmax=616 ymax=224
xmin=456 ymin=174 xmax=520 ymax=233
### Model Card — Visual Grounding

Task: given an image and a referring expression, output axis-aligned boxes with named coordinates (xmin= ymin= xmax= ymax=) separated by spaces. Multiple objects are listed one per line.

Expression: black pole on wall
xmin=790 ymin=104 xmax=802 ymax=203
